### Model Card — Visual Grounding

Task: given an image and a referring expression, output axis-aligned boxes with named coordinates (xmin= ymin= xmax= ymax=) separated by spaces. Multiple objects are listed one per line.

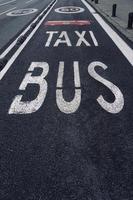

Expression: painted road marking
xmin=9 ymin=61 xmax=124 ymax=114
xmin=0 ymin=0 xmax=57 ymax=80
xmin=0 ymin=6 xmax=16 ymax=16
xmin=81 ymin=0 xmax=133 ymax=66
xmin=26 ymin=0 xmax=34 ymax=4
xmin=45 ymin=31 xmax=98 ymax=47
xmin=0 ymin=0 xmax=55 ymax=59
xmin=7 ymin=8 xmax=38 ymax=16
xmin=9 ymin=62 xmax=49 ymax=114
xmin=0 ymin=0 xmax=16 ymax=7
xmin=55 ymin=6 xmax=85 ymax=14
xmin=45 ymin=20 xmax=92 ymax=26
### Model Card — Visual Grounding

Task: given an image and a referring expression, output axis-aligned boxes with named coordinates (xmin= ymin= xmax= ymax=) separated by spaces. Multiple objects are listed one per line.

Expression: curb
xmin=86 ymin=0 xmax=133 ymax=43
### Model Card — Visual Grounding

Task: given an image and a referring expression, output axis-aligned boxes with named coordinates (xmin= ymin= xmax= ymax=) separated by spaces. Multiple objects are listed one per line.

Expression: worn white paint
xmin=56 ymin=62 xmax=81 ymax=114
xmin=45 ymin=31 xmax=98 ymax=47
xmin=9 ymin=62 xmax=49 ymax=114
xmin=88 ymin=61 xmax=124 ymax=113
xmin=56 ymin=61 xmax=64 ymax=88
xmin=54 ymin=31 xmax=72 ymax=47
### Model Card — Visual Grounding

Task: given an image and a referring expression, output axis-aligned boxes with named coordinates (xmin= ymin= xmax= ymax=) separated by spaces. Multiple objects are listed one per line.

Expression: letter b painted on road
xmin=9 ymin=62 xmax=49 ymax=114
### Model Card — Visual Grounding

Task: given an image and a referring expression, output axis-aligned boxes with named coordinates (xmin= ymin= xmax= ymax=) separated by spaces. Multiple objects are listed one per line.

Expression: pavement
xmin=87 ymin=0 xmax=133 ymax=42
xmin=0 ymin=0 xmax=133 ymax=200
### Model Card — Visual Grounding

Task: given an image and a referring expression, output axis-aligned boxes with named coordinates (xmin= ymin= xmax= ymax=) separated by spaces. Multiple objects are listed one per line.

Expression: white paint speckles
xmin=56 ymin=61 xmax=64 ymax=88
xmin=8 ymin=61 xmax=124 ymax=114
xmin=75 ymin=31 xmax=90 ymax=46
xmin=56 ymin=89 xmax=81 ymax=114
xmin=54 ymin=31 xmax=72 ymax=47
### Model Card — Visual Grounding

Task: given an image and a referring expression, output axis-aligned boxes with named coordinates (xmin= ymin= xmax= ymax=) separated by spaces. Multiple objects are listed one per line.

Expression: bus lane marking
xmin=0 ymin=1 xmax=126 ymax=115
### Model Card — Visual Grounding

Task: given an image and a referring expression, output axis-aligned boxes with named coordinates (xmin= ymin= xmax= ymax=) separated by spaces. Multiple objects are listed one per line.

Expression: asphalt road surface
xmin=0 ymin=0 xmax=52 ymax=49
xmin=0 ymin=0 xmax=133 ymax=200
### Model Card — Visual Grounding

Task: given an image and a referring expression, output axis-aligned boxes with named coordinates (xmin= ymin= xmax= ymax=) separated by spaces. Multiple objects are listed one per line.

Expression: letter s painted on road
xmin=88 ymin=61 xmax=124 ymax=114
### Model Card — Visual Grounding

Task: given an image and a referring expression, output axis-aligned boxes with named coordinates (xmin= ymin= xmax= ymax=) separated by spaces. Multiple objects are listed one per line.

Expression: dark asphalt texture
xmin=0 ymin=0 xmax=133 ymax=200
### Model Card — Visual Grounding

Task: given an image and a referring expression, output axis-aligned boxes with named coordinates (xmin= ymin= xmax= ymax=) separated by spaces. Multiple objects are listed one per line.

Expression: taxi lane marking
xmin=55 ymin=6 xmax=85 ymax=14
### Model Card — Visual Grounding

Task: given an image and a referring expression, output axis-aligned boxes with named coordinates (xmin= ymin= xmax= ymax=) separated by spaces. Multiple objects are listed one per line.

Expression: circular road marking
xmin=7 ymin=8 xmax=38 ymax=16
xmin=55 ymin=6 xmax=85 ymax=14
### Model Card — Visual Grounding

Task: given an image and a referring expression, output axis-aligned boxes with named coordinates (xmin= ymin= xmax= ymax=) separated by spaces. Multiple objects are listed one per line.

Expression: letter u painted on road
xmin=56 ymin=61 xmax=81 ymax=114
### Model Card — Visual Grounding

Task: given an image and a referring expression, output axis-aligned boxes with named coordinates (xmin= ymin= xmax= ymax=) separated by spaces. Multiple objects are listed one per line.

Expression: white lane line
xmin=0 ymin=0 xmax=57 ymax=80
xmin=0 ymin=1 xmax=54 ymax=59
xmin=26 ymin=0 xmax=33 ymax=4
xmin=0 ymin=0 xmax=16 ymax=7
xmin=0 ymin=6 xmax=16 ymax=15
xmin=81 ymin=0 xmax=133 ymax=66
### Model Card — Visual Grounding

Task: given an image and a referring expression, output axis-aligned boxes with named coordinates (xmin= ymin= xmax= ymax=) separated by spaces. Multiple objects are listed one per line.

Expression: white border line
xmin=0 ymin=0 xmax=54 ymax=59
xmin=81 ymin=0 xmax=133 ymax=66
xmin=26 ymin=0 xmax=34 ymax=4
xmin=0 ymin=0 xmax=57 ymax=80
xmin=0 ymin=0 xmax=16 ymax=7
xmin=0 ymin=7 xmax=16 ymax=16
